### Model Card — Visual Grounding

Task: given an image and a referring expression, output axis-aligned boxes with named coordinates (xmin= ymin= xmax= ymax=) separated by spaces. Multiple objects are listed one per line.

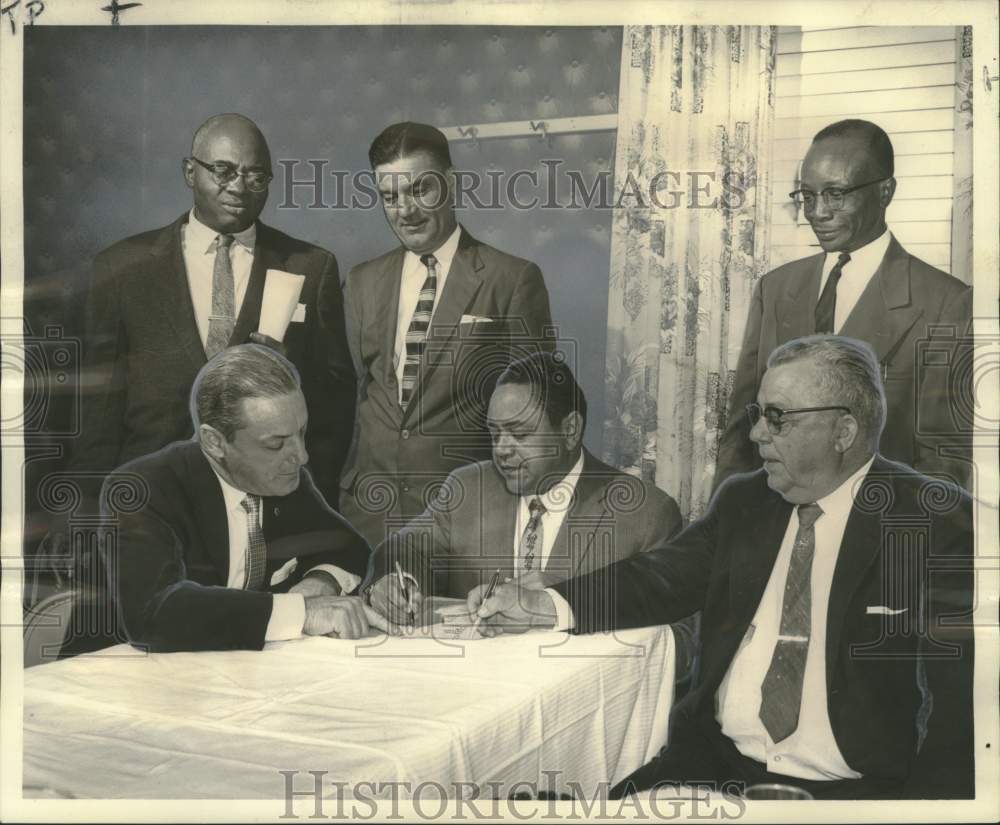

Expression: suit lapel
xmin=547 ymin=452 xmax=607 ymax=576
xmin=840 ymin=237 xmax=924 ymax=369
xmin=482 ymin=465 xmax=518 ymax=581
xmin=147 ymin=214 xmax=208 ymax=372
xmin=231 ymin=222 xmax=278 ymax=346
xmin=774 ymin=253 xmax=824 ymax=344
xmin=380 ymin=248 xmax=406 ymax=387
xmin=186 ymin=444 xmax=233 ymax=584
xmin=825 ymin=458 xmax=888 ymax=681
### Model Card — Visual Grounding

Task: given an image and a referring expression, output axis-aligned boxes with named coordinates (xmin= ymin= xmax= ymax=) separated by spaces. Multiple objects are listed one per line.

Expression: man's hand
xmin=466 ymin=581 xmax=558 ymax=636
xmin=32 ymin=527 xmax=74 ymax=593
xmin=249 ymin=331 xmax=288 ymax=358
xmin=303 ymin=595 xmax=371 ymax=639
xmin=367 ymin=572 xmax=423 ymax=627
xmin=289 ymin=571 xmax=342 ymax=599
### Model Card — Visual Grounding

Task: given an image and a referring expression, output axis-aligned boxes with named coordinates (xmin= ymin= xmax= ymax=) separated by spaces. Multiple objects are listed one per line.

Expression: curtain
xmin=603 ymin=26 xmax=777 ymax=519
xmin=951 ymin=25 xmax=973 ymax=283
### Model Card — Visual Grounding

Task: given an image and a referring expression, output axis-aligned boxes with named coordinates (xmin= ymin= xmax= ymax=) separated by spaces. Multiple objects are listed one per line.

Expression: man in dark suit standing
xmin=473 ymin=336 xmax=974 ymax=800
xmin=106 ymin=345 xmax=377 ymax=653
xmin=340 ymin=122 xmax=554 ymax=547
xmin=72 ymin=113 xmax=354 ymax=506
xmin=364 ymin=351 xmax=683 ymax=613
xmin=715 ymin=119 xmax=972 ymax=492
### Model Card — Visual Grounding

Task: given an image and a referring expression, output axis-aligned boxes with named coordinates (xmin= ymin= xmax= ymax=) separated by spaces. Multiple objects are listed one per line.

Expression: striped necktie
xmin=400 ymin=253 xmax=438 ymax=409
xmin=758 ymin=502 xmax=823 ymax=743
xmin=519 ymin=497 xmax=547 ymax=573
xmin=814 ymin=252 xmax=851 ymax=334
xmin=240 ymin=494 xmax=267 ymax=591
xmin=205 ymin=233 xmax=236 ymax=358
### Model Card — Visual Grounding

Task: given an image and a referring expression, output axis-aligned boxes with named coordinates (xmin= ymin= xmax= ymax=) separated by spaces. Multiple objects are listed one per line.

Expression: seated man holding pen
xmin=465 ymin=336 xmax=975 ymax=801
xmin=362 ymin=351 xmax=684 ymax=624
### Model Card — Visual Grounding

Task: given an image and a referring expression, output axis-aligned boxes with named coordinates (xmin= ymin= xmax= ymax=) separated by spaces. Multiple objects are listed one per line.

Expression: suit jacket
xmin=103 ymin=440 xmax=371 ymax=653
xmin=367 ymin=449 xmax=684 ymax=598
xmin=555 ymin=456 xmax=974 ymax=798
xmin=715 ymin=237 xmax=973 ymax=491
xmin=340 ymin=227 xmax=553 ymax=546
xmin=72 ymin=213 xmax=355 ymax=505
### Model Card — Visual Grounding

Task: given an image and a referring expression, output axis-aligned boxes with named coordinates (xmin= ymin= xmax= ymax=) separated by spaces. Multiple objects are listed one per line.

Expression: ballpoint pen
xmin=395 ymin=561 xmax=415 ymax=627
xmin=471 ymin=568 xmax=503 ymax=635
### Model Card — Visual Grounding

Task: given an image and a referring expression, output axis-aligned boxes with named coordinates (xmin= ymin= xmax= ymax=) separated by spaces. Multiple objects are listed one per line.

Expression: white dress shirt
xmin=715 ymin=457 xmax=875 ymax=780
xmin=817 ymin=229 xmax=892 ymax=332
xmin=513 ymin=452 xmax=585 ymax=574
xmin=181 ymin=209 xmax=256 ymax=349
xmin=392 ymin=224 xmax=462 ymax=403
xmin=212 ymin=469 xmax=362 ymax=642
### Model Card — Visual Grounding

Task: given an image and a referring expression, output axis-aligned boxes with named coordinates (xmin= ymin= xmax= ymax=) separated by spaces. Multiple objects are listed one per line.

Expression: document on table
xmin=399 ymin=602 xmax=483 ymax=640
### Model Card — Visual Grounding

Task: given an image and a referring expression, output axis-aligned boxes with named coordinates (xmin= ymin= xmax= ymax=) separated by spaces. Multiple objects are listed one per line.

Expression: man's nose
xmin=808 ymin=196 xmax=832 ymax=221
xmin=287 ymin=435 xmax=308 ymax=467
xmin=749 ymin=414 xmax=771 ymax=444
xmin=225 ymin=172 xmax=248 ymax=193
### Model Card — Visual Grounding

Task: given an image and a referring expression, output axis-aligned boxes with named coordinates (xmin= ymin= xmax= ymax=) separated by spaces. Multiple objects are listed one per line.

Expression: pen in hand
xmin=471 ymin=568 xmax=503 ymax=635
xmin=395 ymin=561 xmax=415 ymax=627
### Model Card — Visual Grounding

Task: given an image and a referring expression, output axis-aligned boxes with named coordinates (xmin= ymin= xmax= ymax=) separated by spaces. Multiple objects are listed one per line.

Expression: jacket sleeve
xmin=713 ymin=276 xmax=765 ymax=491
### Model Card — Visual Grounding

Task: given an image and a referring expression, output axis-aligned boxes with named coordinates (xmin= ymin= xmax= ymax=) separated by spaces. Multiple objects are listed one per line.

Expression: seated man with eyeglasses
xmin=714 ymin=118 xmax=972 ymax=492
xmin=471 ymin=335 xmax=974 ymax=800
xmin=40 ymin=114 xmax=356 ymax=651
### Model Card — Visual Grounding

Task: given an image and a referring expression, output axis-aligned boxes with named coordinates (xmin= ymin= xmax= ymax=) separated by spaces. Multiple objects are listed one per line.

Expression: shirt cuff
xmin=306 ymin=564 xmax=361 ymax=596
xmin=265 ymin=594 xmax=306 ymax=641
xmin=545 ymin=588 xmax=575 ymax=632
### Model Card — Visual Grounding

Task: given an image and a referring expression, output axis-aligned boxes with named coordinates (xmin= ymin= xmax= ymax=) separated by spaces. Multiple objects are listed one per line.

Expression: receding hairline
xmin=191 ymin=114 xmax=269 ymax=158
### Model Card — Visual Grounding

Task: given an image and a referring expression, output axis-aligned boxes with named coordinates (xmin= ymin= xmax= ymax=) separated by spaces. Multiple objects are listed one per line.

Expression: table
xmin=23 ymin=624 xmax=675 ymax=799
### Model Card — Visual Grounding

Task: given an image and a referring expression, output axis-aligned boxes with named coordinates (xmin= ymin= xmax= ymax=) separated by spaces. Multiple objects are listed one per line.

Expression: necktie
xmin=518 ymin=497 xmax=547 ymax=573
xmin=400 ymin=253 xmax=438 ymax=409
xmin=240 ymin=494 xmax=267 ymax=591
xmin=814 ymin=252 xmax=851 ymax=334
xmin=758 ymin=502 xmax=823 ymax=743
xmin=205 ymin=234 xmax=236 ymax=358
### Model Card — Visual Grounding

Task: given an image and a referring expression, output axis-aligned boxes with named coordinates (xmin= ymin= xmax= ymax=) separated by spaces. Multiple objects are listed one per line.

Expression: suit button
xmin=401 ymin=482 xmax=410 ymax=493
xmin=401 ymin=429 xmax=409 ymax=439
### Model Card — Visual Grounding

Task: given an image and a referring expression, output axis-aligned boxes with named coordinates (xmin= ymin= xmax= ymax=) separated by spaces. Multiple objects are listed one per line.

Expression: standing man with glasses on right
xmin=715 ymin=119 xmax=973 ymax=492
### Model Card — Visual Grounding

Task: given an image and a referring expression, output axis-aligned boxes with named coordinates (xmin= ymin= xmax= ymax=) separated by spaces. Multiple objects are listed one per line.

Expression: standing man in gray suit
xmin=714 ymin=119 xmax=972 ymax=492
xmin=340 ymin=122 xmax=553 ymax=547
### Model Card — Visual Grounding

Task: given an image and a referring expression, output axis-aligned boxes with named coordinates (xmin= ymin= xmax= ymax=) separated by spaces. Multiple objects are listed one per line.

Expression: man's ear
xmin=879 ymin=176 xmax=896 ymax=209
xmin=834 ymin=414 xmax=860 ymax=453
xmin=199 ymin=423 xmax=227 ymax=460
xmin=182 ymin=157 xmax=195 ymax=189
xmin=561 ymin=411 xmax=585 ymax=451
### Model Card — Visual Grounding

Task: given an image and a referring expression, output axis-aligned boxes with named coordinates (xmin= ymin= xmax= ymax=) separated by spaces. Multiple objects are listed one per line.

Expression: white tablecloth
xmin=23 ymin=626 xmax=674 ymax=799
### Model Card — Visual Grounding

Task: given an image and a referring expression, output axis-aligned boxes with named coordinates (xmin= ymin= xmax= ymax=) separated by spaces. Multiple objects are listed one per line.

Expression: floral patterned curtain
xmin=603 ymin=26 xmax=777 ymax=519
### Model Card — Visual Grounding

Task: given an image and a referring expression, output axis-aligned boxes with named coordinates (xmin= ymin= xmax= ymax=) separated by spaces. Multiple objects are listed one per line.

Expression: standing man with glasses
xmin=714 ymin=119 xmax=972 ymax=491
xmin=42 ymin=114 xmax=355 ymax=649
xmin=340 ymin=122 xmax=553 ymax=547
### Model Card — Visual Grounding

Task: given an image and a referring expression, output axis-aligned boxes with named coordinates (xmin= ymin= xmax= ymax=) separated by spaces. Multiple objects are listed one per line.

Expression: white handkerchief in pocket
xmin=269 ymin=558 xmax=299 ymax=587
xmin=460 ymin=314 xmax=494 ymax=325
xmin=866 ymin=605 xmax=908 ymax=616
xmin=291 ymin=302 xmax=307 ymax=323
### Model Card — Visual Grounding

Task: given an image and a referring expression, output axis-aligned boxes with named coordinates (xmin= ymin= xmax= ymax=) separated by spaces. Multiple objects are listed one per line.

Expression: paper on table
xmin=258 ymin=269 xmax=305 ymax=341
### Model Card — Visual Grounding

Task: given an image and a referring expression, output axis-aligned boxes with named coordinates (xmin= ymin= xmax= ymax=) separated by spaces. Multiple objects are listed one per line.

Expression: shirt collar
xmin=529 ymin=450 xmax=585 ymax=514
xmin=813 ymin=455 xmax=877 ymax=519
xmin=208 ymin=461 xmax=254 ymax=515
xmin=403 ymin=223 xmax=462 ymax=273
xmin=824 ymin=228 xmax=891 ymax=278
xmin=187 ymin=208 xmax=257 ymax=254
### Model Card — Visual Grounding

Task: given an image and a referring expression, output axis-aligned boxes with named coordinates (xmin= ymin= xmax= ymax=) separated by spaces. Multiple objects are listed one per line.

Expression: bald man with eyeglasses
xmin=714 ymin=118 xmax=972 ymax=493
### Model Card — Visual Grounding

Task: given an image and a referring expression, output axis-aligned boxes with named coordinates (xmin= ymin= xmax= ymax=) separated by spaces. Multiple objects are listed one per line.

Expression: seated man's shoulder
xmin=101 ymin=440 xmax=202 ymax=511
xmin=862 ymin=456 xmax=972 ymax=520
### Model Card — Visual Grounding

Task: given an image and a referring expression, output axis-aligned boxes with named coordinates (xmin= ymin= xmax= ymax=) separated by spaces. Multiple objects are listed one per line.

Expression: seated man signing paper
xmin=363 ymin=351 xmax=683 ymax=625
xmin=466 ymin=336 xmax=974 ymax=800
xmin=104 ymin=344 xmax=383 ymax=652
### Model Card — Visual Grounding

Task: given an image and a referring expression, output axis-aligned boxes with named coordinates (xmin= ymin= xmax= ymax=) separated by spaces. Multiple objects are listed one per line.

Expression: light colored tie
xmin=814 ymin=252 xmax=850 ymax=334
xmin=400 ymin=253 xmax=438 ymax=409
xmin=205 ymin=233 xmax=236 ymax=358
xmin=518 ymin=497 xmax=547 ymax=573
xmin=758 ymin=502 xmax=823 ymax=743
xmin=239 ymin=494 xmax=267 ymax=591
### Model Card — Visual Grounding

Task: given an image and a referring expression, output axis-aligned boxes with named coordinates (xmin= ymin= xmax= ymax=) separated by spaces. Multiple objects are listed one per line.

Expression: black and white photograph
xmin=1 ymin=1 xmax=997 ymax=821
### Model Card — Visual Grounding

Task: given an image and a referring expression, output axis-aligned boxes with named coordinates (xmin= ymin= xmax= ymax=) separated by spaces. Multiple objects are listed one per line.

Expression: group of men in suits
xmin=59 ymin=110 xmax=975 ymax=800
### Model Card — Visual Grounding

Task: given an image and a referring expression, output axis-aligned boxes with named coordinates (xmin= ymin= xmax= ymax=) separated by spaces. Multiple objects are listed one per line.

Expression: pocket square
xmin=866 ymin=605 xmax=908 ymax=616
xmin=269 ymin=557 xmax=299 ymax=587
xmin=291 ymin=303 xmax=307 ymax=323
xmin=460 ymin=314 xmax=494 ymax=324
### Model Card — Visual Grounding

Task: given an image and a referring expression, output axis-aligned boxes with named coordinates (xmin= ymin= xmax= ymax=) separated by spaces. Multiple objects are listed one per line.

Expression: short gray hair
xmin=191 ymin=344 xmax=300 ymax=441
xmin=767 ymin=335 xmax=886 ymax=446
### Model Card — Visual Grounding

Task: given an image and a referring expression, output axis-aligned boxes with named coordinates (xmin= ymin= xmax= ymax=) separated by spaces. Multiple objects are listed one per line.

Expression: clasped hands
xmin=290 ymin=571 xmax=389 ymax=639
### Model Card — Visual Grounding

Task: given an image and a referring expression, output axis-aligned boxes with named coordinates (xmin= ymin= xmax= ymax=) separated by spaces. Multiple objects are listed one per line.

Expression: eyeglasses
xmin=188 ymin=157 xmax=273 ymax=192
xmin=788 ymin=178 xmax=888 ymax=211
xmin=745 ymin=402 xmax=851 ymax=435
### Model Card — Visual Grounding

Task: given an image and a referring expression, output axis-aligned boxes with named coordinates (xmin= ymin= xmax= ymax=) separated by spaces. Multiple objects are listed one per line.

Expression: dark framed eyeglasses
xmin=788 ymin=178 xmax=888 ymax=211
xmin=745 ymin=402 xmax=851 ymax=435
xmin=188 ymin=157 xmax=273 ymax=192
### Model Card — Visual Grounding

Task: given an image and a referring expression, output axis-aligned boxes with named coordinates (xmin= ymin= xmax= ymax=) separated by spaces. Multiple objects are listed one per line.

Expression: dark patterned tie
xmin=758 ymin=502 xmax=823 ymax=743
xmin=519 ymin=497 xmax=546 ymax=572
xmin=400 ymin=253 xmax=438 ymax=409
xmin=205 ymin=233 xmax=236 ymax=358
xmin=814 ymin=252 xmax=850 ymax=334
xmin=240 ymin=494 xmax=267 ymax=591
